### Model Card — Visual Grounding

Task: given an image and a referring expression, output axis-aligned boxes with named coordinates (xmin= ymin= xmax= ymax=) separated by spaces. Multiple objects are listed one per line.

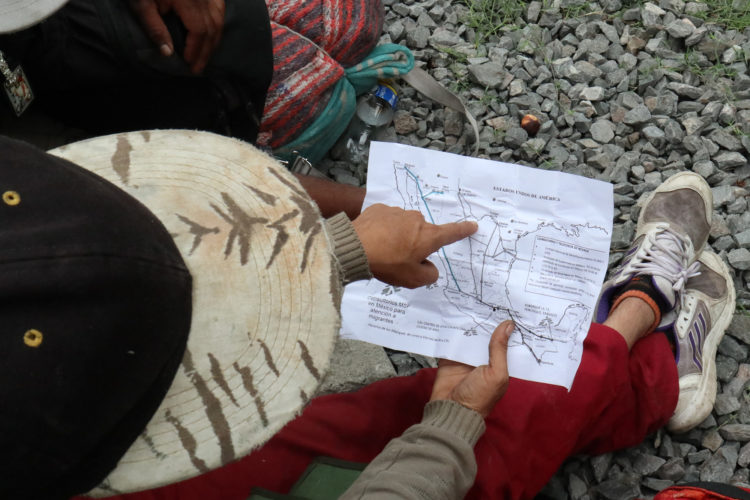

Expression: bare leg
xmin=602 ymin=297 xmax=656 ymax=350
xmin=295 ymin=174 xmax=366 ymax=220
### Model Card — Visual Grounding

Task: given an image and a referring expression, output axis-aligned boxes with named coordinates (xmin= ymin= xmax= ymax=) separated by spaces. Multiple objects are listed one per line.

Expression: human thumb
xmin=488 ymin=320 xmax=513 ymax=376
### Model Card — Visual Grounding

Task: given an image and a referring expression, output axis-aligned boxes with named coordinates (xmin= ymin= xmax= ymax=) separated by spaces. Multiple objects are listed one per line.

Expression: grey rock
xmin=570 ymin=61 xmax=603 ymax=83
xmin=736 ymin=229 xmax=750 ymax=248
xmin=702 ymin=430 xmax=725 ymax=452
xmin=595 ymin=475 xmax=641 ymax=500
xmin=700 ymin=445 xmax=739 ymax=481
xmin=682 ymin=116 xmax=707 ymax=136
xmin=728 ymin=316 xmax=750 ymax=346
xmin=318 ymin=338 xmax=396 ymax=395
xmin=658 ymin=457 xmax=686 ymax=480
xmin=504 ymin=127 xmax=529 ymax=148
xmin=634 ymin=453 xmax=667 ymax=475
xmin=710 ymin=129 xmax=744 ymax=151
xmin=739 ymin=441 xmax=750 ymax=467
xmin=331 ymin=168 xmax=361 ymax=186
xmin=717 ymin=355 xmax=740 ymax=383
xmin=444 ymin=109 xmax=464 ymax=136
xmin=568 ymin=472 xmax=588 ymax=499
xmin=527 ymin=1 xmax=542 ymax=22
xmin=405 ymin=25 xmax=430 ymax=49
xmin=641 ymin=477 xmax=674 ymax=493
xmin=719 ymin=334 xmax=749 ymax=361
xmin=693 ymin=160 xmax=717 ymax=178
xmin=729 ymin=248 xmax=750 ymax=270
xmin=580 ymin=86 xmax=606 ymax=101
xmin=386 ymin=20 xmax=405 ymax=42
xmin=685 ymin=1 xmax=709 ymax=15
xmin=416 ymin=11 xmax=437 ymax=29
xmin=688 ymin=449 xmax=713 ymax=464
xmin=643 ymin=125 xmax=666 ymax=145
xmin=429 ymin=27 xmax=463 ymax=47
xmin=666 ymin=18 xmax=696 ymax=38
xmin=591 ymin=120 xmax=615 ymax=143
xmin=720 ymin=424 xmax=750 ymax=442
xmin=712 ymin=185 xmax=747 ymax=208
xmin=714 ymin=394 xmax=742 ymax=416
xmin=592 ymin=453 xmax=613 ymax=482
xmin=642 ymin=2 xmax=667 ymax=27
xmin=468 ymin=63 xmax=508 ymax=89
xmin=624 ymin=105 xmax=652 ymax=126
xmin=393 ymin=111 xmax=419 ymax=134
xmin=664 ymin=120 xmax=686 ymax=144
xmin=714 ymin=152 xmax=748 ymax=169
xmin=611 ymin=221 xmax=636 ymax=249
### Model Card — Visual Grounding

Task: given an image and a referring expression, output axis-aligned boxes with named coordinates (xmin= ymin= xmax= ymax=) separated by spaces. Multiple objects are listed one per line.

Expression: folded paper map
xmin=340 ymin=142 xmax=614 ymax=389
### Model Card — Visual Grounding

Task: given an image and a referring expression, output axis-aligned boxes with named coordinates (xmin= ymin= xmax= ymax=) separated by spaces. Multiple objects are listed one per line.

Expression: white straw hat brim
xmin=0 ymin=0 xmax=68 ymax=33
xmin=49 ymin=130 xmax=341 ymax=495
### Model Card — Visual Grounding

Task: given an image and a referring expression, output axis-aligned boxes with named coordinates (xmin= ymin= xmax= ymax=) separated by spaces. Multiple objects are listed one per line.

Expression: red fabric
xmin=655 ymin=486 xmax=750 ymax=499
xmin=88 ymin=324 xmax=678 ymax=500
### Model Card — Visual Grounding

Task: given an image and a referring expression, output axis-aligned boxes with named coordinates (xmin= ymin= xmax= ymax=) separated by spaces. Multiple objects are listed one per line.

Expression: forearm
xmin=340 ymin=400 xmax=485 ymax=500
xmin=295 ymin=173 xmax=365 ymax=220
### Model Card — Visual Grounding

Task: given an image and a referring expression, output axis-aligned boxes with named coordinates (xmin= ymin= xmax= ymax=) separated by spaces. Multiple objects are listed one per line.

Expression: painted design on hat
xmin=267 ymin=167 xmax=322 ymax=274
xmin=209 ymin=352 xmax=238 ymax=407
xmin=139 ymin=430 xmax=167 ymax=460
xmin=297 ymin=340 xmax=320 ymax=381
xmin=176 ymin=214 xmax=220 ymax=255
xmin=257 ymin=339 xmax=280 ymax=377
xmin=266 ymin=209 xmax=298 ymax=268
xmin=246 ymin=184 xmax=278 ymax=206
xmin=165 ymin=409 xmax=210 ymax=473
xmin=95 ymin=479 xmax=123 ymax=496
xmin=111 ymin=135 xmax=133 ymax=185
xmin=233 ymin=362 xmax=269 ymax=427
xmin=210 ymin=192 xmax=269 ymax=266
xmin=180 ymin=349 xmax=236 ymax=467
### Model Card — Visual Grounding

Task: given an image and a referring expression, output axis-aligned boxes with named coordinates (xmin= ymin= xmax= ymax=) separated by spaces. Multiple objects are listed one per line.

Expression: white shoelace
xmin=630 ymin=223 xmax=702 ymax=304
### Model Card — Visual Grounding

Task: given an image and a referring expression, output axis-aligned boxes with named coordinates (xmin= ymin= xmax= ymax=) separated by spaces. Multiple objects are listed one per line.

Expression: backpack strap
xmin=402 ymin=66 xmax=480 ymax=156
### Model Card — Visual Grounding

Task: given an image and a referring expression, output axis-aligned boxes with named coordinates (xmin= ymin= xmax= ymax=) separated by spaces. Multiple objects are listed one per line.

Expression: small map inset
xmin=342 ymin=143 xmax=613 ymax=389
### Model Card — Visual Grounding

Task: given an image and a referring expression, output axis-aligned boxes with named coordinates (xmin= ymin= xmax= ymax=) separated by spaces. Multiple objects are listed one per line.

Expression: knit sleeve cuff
xmin=324 ymin=212 xmax=372 ymax=284
xmin=421 ymin=400 xmax=486 ymax=446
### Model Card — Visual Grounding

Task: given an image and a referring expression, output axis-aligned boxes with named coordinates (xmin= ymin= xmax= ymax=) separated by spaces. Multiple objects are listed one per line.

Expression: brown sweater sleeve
xmin=340 ymin=400 xmax=485 ymax=500
xmin=324 ymin=212 xmax=372 ymax=284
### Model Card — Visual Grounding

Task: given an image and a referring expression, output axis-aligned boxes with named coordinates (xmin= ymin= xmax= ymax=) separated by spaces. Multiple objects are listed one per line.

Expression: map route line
xmin=403 ymin=166 xmax=462 ymax=292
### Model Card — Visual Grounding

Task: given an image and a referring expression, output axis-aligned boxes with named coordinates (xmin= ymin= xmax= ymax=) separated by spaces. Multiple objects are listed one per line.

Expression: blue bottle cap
xmin=374 ymin=83 xmax=398 ymax=109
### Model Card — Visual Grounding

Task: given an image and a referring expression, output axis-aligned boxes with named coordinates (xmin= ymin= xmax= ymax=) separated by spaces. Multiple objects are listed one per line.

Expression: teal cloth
xmin=274 ymin=43 xmax=414 ymax=163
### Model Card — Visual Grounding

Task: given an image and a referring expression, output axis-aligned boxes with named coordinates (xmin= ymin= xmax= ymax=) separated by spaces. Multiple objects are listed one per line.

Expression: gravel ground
xmin=318 ymin=0 xmax=750 ymax=497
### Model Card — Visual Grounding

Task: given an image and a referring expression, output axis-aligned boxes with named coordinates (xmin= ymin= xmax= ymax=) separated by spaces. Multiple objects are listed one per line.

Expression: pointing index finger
xmin=425 ymin=220 xmax=478 ymax=254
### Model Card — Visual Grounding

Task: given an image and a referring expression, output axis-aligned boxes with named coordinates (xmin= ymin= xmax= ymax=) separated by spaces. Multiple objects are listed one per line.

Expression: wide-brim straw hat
xmin=49 ymin=130 xmax=341 ymax=495
xmin=0 ymin=0 xmax=69 ymax=33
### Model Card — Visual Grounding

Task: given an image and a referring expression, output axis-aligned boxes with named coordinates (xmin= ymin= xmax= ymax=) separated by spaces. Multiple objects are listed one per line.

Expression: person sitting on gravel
xmin=0 ymin=0 xmax=373 ymax=220
xmin=86 ymin=169 xmax=735 ymax=500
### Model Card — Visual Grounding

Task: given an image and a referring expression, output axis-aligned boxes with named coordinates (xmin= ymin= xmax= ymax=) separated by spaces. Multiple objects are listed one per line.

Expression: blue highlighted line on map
xmin=404 ymin=166 xmax=462 ymax=292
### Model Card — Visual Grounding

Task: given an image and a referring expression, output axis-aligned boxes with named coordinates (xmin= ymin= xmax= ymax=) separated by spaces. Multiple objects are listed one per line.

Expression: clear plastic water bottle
xmin=341 ymin=81 xmax=398 ymax=178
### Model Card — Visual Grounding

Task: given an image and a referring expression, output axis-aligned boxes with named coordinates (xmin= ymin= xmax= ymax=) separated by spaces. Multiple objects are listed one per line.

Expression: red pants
xmin=99 ymin=324 xmax=678 ymax=500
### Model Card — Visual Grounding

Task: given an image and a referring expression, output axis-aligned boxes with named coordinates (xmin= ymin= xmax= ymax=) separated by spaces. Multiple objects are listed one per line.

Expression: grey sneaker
xmin=595 ymin=172 xmax=713 ymax=328
xmin=667 ymin=250 xmax=736 ymax=433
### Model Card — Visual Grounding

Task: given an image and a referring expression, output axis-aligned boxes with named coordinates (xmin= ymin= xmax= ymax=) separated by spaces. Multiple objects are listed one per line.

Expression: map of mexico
xmin=341 ymin=142 xmax=614 ymax=389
